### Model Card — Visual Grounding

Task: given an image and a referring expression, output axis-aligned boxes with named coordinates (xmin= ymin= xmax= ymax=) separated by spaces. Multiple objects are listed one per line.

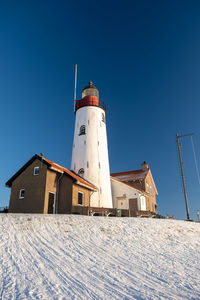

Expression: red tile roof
xmin=41 ymin=156 xmax=97 ymax=191
xmin=111 ymin=169 xmax=149 ymax=182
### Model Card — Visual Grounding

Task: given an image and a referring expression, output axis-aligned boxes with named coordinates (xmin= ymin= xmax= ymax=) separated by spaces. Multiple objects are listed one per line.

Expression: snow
xmin=0 ymin=214 xmax=200 ymax=300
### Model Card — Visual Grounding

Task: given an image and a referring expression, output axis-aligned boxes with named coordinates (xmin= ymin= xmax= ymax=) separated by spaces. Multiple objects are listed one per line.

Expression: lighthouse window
xmin=78 ymin=168 xmax=85 ymax=176
xmin=102 ymin=113 xmax=105 ymax=123
xmin=79 ymin=125 xmax=86 ymax=136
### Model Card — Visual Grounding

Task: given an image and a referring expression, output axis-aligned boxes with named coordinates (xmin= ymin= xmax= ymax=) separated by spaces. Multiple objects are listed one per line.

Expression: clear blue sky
xmin=1 ymin=0 xmax=200 ymax=220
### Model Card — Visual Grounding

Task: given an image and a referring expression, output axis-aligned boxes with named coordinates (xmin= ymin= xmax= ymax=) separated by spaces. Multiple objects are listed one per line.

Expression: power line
xmin=190 ymin=135 xmax=200 ymax=185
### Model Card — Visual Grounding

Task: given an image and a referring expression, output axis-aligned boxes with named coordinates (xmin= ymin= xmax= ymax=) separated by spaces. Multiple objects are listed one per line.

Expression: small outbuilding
xmin=6 ymin=154 xmax=97 ymax=214
xmin=111 ymin=161 xmax=158 ymax=216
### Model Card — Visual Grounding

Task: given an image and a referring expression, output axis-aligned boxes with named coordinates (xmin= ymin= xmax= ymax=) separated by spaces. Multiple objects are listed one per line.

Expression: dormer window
xmin=102 ymin=113 xmax=105 ymax=123
xmin=79 ymin=125 xmax=86 ymax=136
xmin=34 ymin=167 xmax=39 ymax=175
xmin=78 ymin=168 xmax=85 ymax=176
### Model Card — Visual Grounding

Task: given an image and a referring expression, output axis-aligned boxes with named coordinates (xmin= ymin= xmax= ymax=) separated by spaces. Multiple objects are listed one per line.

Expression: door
xmin=129 ymin=198 xmax=138 ymax=211
xmin=48 ymin=192 xmax=55 ymax=214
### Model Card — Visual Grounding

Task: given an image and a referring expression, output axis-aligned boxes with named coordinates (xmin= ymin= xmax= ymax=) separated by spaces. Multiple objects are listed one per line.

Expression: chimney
xmin=141 ymin=161 xmax=148 ymax=170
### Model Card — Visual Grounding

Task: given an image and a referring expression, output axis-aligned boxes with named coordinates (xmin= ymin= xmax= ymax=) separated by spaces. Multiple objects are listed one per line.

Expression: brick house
xmin=6 ymin=154 xmax=97 ymax=214
xmin=111 ymin=162 xmax=158 ymax=215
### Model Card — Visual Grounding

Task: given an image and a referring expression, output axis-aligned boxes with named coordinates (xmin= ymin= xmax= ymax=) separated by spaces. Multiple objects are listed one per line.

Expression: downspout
xmin=55 ymin=172 xmax=64 ymax=214
xmin=89 ymin=190 xmax=95 ymax=216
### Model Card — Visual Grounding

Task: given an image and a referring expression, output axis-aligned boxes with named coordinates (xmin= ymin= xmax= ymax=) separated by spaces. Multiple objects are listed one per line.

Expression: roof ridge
xmin=42 ymin=156 xmax=97 ymax=190
xmin=111 ymin=168 xmax=149 ymax=175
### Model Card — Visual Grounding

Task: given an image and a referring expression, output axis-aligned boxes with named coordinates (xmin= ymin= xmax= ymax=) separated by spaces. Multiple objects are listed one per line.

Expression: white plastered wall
xmin=71 ymin=106 xmax=113 ymax=208
xmin=110 ymin=177 xmax=146 ymax=211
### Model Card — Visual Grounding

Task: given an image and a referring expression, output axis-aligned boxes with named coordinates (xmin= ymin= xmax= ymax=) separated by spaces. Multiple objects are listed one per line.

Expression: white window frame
xmin=78 ymin=191 xmax=84 ymax=206
xmin=19 ymin=189 xmax=25 ymax=199
xmin=34 ymin=166 xmax=39 ymax=175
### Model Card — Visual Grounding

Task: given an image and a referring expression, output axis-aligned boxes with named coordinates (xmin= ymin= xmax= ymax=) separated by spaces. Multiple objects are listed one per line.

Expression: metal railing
xmin=0 ymin=206 xmax=8 ymax=213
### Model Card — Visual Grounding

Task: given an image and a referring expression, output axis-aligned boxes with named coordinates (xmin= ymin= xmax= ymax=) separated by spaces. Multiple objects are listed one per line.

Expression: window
xmin=79 ymin=125 xmax=86 ymax=135
xmin=19 ymin=189 xmax=25 ymax=199
xmin=102 ymin=113 xmax=105 ymax=123
xmin=146 ymin=183 xmax=149 ymax=193
xmin=78 ymin=192 xmax=84 ymax=205
xmin=34 ymin=166 xmax=39 ymax=175
xmin=87 ymin=161 xmax=89 ymax=168
xmin=78 ymin=168 xmax=84 ymax=176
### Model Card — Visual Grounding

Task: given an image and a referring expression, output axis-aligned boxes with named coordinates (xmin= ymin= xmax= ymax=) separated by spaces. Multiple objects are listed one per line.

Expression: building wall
xmin=110 ymin=178 xmax=146 ymax=211
xmin=119 ymin=173 xmax=157 ymax=214
xmin=71 ymin=106 xmax=113 ymax=208
xmin=144 ymin=174 xmax=157 ymax=213
xmin=43 ymin=169 xmax=57 ymax=214
xmin=9 ymin=159 xmax=47 ymax=213
xmin=72 ymin=184 xmax=91 ymax=207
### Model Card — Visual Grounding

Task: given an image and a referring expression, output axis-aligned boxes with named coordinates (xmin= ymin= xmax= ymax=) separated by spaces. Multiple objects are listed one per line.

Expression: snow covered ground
xmin=0 ymin=214 xmax=200 ymax=300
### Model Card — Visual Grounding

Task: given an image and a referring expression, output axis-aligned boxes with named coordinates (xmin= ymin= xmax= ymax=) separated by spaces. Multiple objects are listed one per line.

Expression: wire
xmin=191 ymin=135 xmax=200 ymax=185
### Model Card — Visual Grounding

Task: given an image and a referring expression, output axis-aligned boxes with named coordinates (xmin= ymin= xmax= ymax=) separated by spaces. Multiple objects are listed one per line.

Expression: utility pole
xmin=176 ymin=133 xmax=194 ymax=221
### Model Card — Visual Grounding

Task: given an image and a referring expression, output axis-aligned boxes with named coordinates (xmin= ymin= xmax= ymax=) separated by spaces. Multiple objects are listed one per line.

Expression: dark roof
xmin=6 ymin=154 xmax=97 ymax=191
xmin=82 ymin=81 xmax=99 ymax=92
xmin=111 ymin=169 xmax=149 ymax=181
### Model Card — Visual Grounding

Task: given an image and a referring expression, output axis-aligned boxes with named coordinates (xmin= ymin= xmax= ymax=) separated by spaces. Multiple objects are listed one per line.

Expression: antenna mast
xmin=74 ymin=64 xmax=77 ymax=112
xmin=176 ymin=133 xmax=194 ymax=221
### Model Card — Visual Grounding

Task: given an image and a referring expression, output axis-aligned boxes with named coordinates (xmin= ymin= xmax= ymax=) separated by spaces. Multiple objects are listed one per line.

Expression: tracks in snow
xmin=0 ymin=214 xmax=200 ymax=299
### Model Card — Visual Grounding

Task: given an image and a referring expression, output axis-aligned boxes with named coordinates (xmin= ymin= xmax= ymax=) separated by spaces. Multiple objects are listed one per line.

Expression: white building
xmin=71 ymin=82 xmax=113 ymax=208
xmin=111 ymin=177 xmax=146 ymax=211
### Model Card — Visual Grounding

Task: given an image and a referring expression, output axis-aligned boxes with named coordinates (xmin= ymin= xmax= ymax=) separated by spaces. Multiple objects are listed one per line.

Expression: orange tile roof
xmin=41 ymin=156 xmax=97 ymax=191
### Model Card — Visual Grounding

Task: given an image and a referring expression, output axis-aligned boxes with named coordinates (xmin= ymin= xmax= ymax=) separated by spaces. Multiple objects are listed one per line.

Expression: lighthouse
xmin=71 ymin=81 xmax=113 ymax=208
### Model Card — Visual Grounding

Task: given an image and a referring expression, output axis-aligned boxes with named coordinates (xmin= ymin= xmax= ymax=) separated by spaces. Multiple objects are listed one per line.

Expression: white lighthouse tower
xmin=71 ymin=81 xmax=113 ymax=208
